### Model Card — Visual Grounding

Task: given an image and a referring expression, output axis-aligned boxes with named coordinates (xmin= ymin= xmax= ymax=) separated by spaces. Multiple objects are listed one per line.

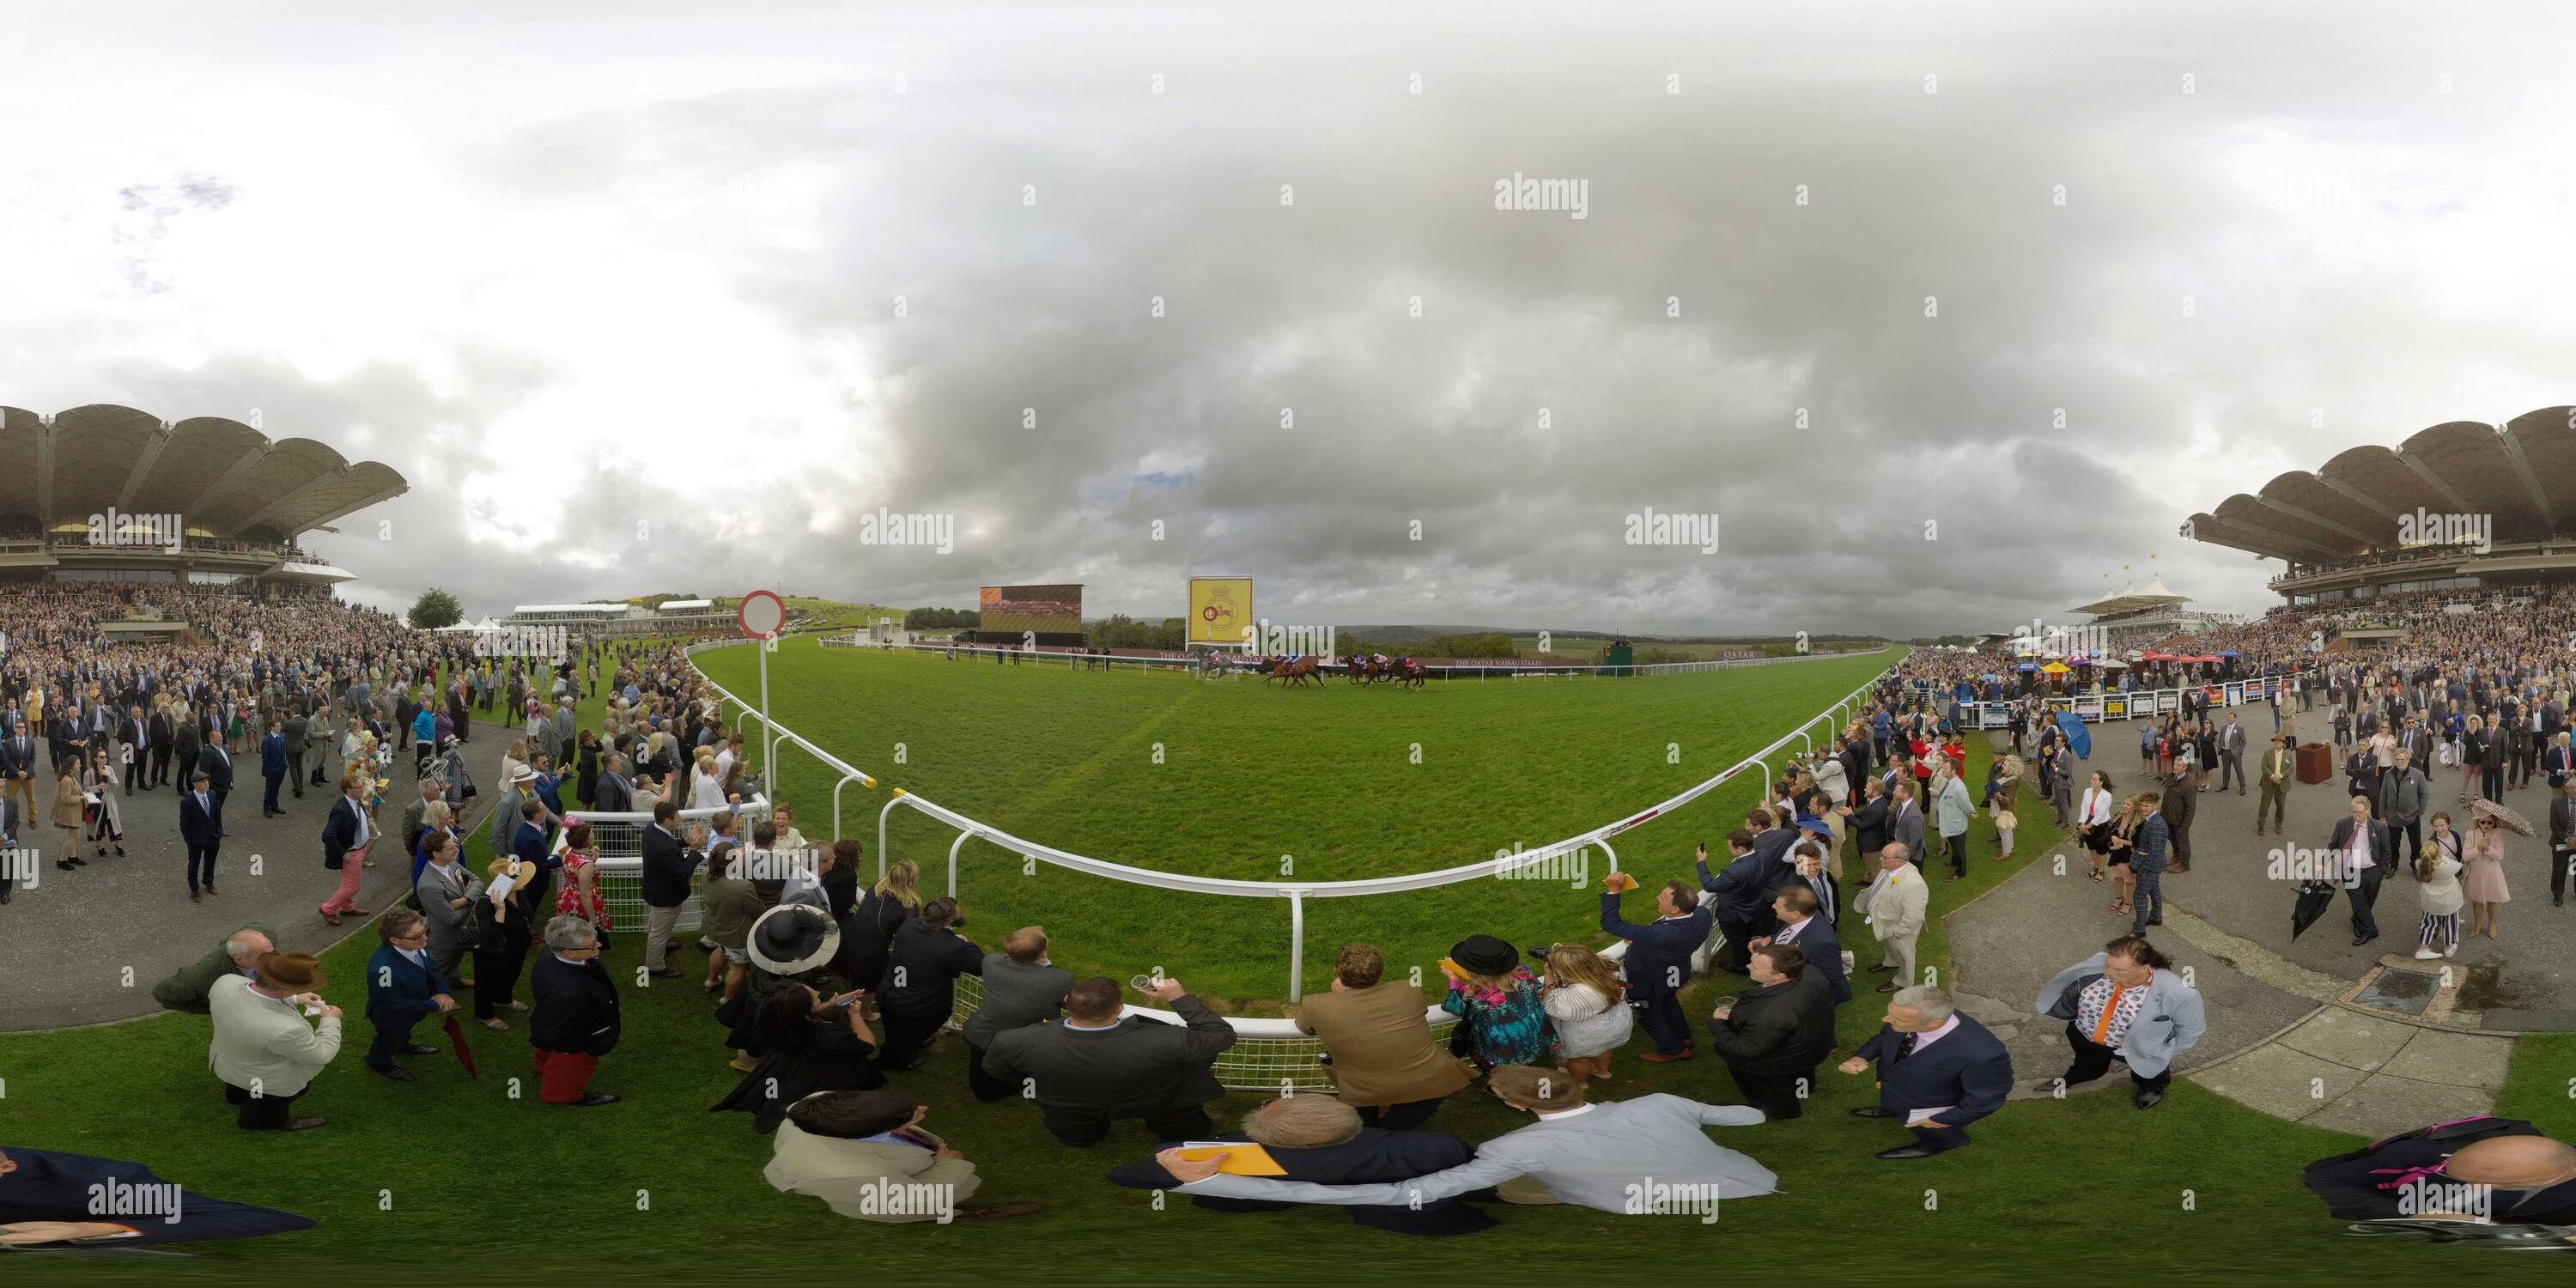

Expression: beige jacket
xmin=766 ymin=1119 xmax=982 ymax=1223
xmin=207 ymin=975 xmax=342 ymax=1096
xmin=1856 ymin=864 xmax=1929 ymax=942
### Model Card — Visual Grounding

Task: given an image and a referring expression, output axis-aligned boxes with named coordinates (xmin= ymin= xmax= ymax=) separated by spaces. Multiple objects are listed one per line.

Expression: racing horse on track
xmin=1345 ymin=655 xmax=1382 ymax=684
xmin=1389 ymin=658 xmax=1428 ymax=690
xmin=1260 ymin=654 xmax=1324 ymax=689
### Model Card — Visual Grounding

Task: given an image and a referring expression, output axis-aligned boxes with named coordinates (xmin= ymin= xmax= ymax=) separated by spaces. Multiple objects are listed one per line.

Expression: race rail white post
xmin=947 ymin=829 xmax=972 ymax=898
xmin=1286 ymin=890 xmax=1308 ymax=1003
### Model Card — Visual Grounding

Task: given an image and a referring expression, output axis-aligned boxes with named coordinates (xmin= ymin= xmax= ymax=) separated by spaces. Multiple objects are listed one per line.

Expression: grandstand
xmin=0 ymin=403 xmax=405 ymax=594
xmin=501 ymin=598 xmax=736 ymax=638
xmin=2184 ymin=406 xmax=2576 ymax=606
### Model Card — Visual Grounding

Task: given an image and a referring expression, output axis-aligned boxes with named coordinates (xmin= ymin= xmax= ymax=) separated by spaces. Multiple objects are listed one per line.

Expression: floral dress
xmin=556 ymin=848 xmax=612 ymax=930
xmin=1441 ymin=965 xmax=1554 ymax=1071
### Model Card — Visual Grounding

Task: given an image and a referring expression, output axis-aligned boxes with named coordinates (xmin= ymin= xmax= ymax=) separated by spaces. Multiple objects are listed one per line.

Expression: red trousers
xmin=533 ymin=1048 xmax=599 ymax=1103
xmin=319 ymin=845 xmax=368 ymax=915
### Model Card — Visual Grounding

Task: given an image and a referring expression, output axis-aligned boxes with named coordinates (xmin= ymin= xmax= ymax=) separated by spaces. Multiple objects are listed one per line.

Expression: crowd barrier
xmin=681 ymin=635 xmax=1902 ymax=1089
xmin=825 ymin=635 xmax=1894 ymax=680
xmin=1943 ymin=668 xmax=2320 ymax=730
xmin=556 ymin=795 xmax=771 ymax=934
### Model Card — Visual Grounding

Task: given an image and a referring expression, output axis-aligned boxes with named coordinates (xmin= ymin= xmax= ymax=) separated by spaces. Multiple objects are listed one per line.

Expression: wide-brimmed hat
xmin=749 ymin=903 xmax=841 ymax=975
xmin=1449 ymin=934 xmax=1518 ymax=977
xmin=252 ymin=951 xmax=326 ymax=993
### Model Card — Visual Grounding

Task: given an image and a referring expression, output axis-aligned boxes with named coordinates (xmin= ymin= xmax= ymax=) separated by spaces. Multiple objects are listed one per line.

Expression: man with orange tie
xmin=2031 ymin=935 xmax=2206 ymax=1110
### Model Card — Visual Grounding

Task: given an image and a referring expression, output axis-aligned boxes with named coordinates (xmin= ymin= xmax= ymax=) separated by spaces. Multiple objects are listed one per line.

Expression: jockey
xmin=1373 ymin=653 xmax=1390 ymax=668
xmin=1285 ymin=652 xmax=1302 ymax=666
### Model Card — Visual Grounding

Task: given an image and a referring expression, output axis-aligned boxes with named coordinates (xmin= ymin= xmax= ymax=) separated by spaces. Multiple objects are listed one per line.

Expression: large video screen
xmin=978 ymin=583 xmax=1083 ymax=636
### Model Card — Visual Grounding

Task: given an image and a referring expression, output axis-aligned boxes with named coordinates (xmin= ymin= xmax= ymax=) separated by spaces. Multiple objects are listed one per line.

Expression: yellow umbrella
xmin=2041 ymin=662 xmax=2072 ymax=673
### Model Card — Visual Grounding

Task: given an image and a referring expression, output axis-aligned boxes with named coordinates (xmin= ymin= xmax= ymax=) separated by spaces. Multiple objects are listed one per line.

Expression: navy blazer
xmin=198 ymin=744 xmax=234 ymax=793
xmin=1600 ymin=890 xmax=1713 ymax=999
xmin=179 ymin=789 xmax=222 ymax=848
xmin=260 ymin=732 xmax=288 ymax=775
xmin=365 ymin=942 xmax=450 ymax=1024
xmin=1695 ymin=852 xmax=1773 ymax=926
xmin=513 ymin=820 xmax=562 ymax=914
xmin=0 ymin=1146 xmax=314 ymax=1246
xmin=1777 ymin=915 xmax=1850 ymax=1003
xmin=1109 ymin=1127 xmax=1495 ymax=1236
xmin=1855 ymin=1013 xmax=2014 ymax=1128
xmin=322 ymin=795 xmax=369 ymax=868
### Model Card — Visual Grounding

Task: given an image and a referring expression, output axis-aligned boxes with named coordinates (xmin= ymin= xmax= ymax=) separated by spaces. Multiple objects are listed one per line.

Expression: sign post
xmin=739 ymin=591 xmax=787 ymax=781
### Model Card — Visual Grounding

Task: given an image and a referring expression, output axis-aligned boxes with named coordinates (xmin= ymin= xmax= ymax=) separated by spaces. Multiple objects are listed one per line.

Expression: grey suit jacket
xmin=957 ymin=954 xmax=1074 ymax=1047
xmin=2035 ymin=954 xmax=2208 ymax=1077
xmin=2379 ymin=768 xmax=2427 ymax=824
xmin=1181 ymin=1094 xmax=1773 ymax=1215
xmin=1892 ymin=801 xmax=1926 ymax=863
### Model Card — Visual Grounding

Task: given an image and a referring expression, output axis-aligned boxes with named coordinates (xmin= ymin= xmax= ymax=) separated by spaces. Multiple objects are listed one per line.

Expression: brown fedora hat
xmin=253 ymin=951 xmax=327 ymax=993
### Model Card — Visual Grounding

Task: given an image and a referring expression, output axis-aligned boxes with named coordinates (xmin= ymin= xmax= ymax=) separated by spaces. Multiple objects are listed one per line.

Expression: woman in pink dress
xmin=2460 ymin=812 xmax=2511 ymax=940
xmin=555 ymin=819 xmax=612 ymax=939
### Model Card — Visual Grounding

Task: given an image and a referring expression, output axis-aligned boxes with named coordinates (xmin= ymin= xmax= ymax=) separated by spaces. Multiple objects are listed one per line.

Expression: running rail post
xmin=1595 ymin=837 xmax=1619 ymax=878
xmin=878 ymin=792 xmax=905 ymax=881
xmin=1286 ymin=890 xmax=1308 ymax=1004
xmin=946 ymin=829 xmax=970 ymax=899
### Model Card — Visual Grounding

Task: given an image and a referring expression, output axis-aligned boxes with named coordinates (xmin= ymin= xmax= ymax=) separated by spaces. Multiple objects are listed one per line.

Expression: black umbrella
xmin=2290 ymin=879 xmax=2338 ymax=939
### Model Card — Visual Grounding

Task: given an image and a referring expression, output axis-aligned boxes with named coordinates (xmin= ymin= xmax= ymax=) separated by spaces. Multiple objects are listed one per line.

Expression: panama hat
xmin=252 ymin=951 xmax=327 ymax=993
xmin=748 ymin=903 xmax=841 ymax=975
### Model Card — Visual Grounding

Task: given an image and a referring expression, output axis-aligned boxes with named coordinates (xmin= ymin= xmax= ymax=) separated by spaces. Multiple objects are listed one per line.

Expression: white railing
xmin=837 ymin=637 xmax=1895 ymax=680
xmin=554 ymin=794 xmax=772 ymax=933
xmin=682 ymin=635 xmax=1901 ymax=1056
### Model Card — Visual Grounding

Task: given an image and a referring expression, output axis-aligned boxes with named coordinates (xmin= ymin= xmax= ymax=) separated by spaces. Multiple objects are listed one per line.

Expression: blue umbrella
xmin=2216 ymin=649 xmax=2243 ymax=658
xmin=2014 ymin=662 xmax=2039 ymax=671
xmin=2056 ymin=711 xmax=2092 ymax=760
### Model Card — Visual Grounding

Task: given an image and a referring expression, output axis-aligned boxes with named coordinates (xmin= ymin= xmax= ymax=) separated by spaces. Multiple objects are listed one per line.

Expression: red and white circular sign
xmin=738 ymin=590 xmax=787 ymax=638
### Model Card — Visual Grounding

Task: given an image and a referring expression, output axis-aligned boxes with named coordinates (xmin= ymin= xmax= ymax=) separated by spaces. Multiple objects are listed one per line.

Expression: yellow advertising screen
xmin=1187 ymin=576 xmax=1254 ymax=646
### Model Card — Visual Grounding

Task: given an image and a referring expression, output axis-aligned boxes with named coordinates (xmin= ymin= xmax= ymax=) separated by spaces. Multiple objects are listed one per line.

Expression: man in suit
xmin=552 ymin=700 xmax=577 ymax=771
xmin=594 ymin=752 xmax=635 ymax=815
xmin=208 ymin=951 xmax=340 ymax=1131
xmin=958 ymin=926 xmax=1077 ymax=1103
xmin=2048 ymin=741 xmax=2075 ymax=828
xmin=170 ymin=717 xmax=200 ymax=800
xmin=1707 ymin=942 xmax=1838 ymax=1120
xmin=1751 ymin=883 xmax=1848 ymax=1003
xmin=2217 ymin=712 xmax=2247 ymax=795
xmin=2257 ymin=733 xmax=2294 ymax=836
xmin=876 ymin=900 xmax=985 ymax=1069
xmin=1841 ymin=984 xmax=2013 ymax=1158
xmin=0 ymin=1147 xmax=315 ymax=1247
xmin=2033 ymin=934 xmax=2207 ymax=1109
xmin=197 ymin=738 xmax=234 ymax=835
xmin=2548 ymin=777 xmax=2576 ymax=908
xmin=1890 ymin=780 xmax=1928 ymax=869
xmin=317 ymin=775 xmax=374 ymax=926
xmin=1162 ymin=1062 xmax=1776 ymax=1214
xmin=2330 ymin=793 xmax=2392 ymax=947
xmin=306 ymin=708 xmax=335 ymax=787
xmin=1695 ymin=832 xmax=1774 ymax=977
xmin=2379 ymin=748 xmax=2428 ymax=874
xmin=1846 ymin=778 xmax=1892 ymax=888
xmin=147 ymin=703 xmax=176 ymax=787
xmin=509 ymin=798 xmax=564 ymax=927
xmin=766 ymin=1090 xmax=1032 ymax=1223
xmin=1111 ymin=1094 xmax=1493 ymax=1236
xmin=278 ymin=708 xmax=309 ymax=799
xmin=2305 ymin=1125 xmax=2576 ymax=1224
xmin=115 ymin=704 xmax=144 ymax=796
xmin=2479 ymin=715 xmax=2508 ymax=802
xmin=1856 ymin=843 xmax=1928 ymax=993
xmin=638 ymin=799 xmax=696 ymax=978
xmin=981 ymin=975 xmax=1237 ymax=1146
xmin=528 ymin=914 xmax=622 ymax=1106
xmin=0 ymin=720 xmax=39 ymax=825
xmin=1604 ymin=869 xmax=1716 ymax=1063
xmin=257 ymin=722 xmax=288 ymax=817
xmin=151 ymin=924 xmax=277 ymax=1013
xmin=1290 ymin=942 xmax=1473 ymax=1130
xmin=180 ymin=769 xmax=222 ymax=902
xmin=362 ymin=909 xmax=454 ymax=1082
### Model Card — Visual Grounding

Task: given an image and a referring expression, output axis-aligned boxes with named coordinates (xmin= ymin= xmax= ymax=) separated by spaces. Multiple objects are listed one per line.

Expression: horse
xmin=1391 ymin=659 xmax=1427 ymax=690
xmin=1345 ymin=655 xmax=1380 ymax=684
xmin=1260 ymin=655 xmax=1323 ymax=689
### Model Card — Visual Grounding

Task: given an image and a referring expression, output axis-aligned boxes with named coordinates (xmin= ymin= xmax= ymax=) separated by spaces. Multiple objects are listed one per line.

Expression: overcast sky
xmin=6 ymin=1 xmax=2573 ymax=637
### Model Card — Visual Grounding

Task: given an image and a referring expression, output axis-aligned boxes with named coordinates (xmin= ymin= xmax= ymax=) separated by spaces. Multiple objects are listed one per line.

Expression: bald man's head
xmin=2447 ymin=1135 xmax=2576 ymax=1188
xmin=1004 ymin=927 xmax=1049 ymax=963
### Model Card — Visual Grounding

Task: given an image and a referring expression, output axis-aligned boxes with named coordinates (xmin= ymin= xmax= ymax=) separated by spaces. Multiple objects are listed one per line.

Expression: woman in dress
xmin=2102 ymin=793 xmax=2150 ymax=918
xmin=499 ymin=738 xmax=531 ymax=796
xmin=473 ymin=854 xmax=536 ymax=1030
xmin=2460 ymin=715 xmax=2487 ymax=803
xmin=574 ymin=729 xmax=600 ymax=808
xmin=709 ymin=982 xmax=884 ymax=1133
xmin=2415 ymin=836 xmax=2465 ymax=960
xmin=1540 ymin=943 xmax=1630 ymax=1082
xmin=1438 ymin=935 xmax=1552 ymax=1072
xmin=837 ymin=860 xmax=920 ymax=999
xmin=2076 ymin=771 xmax=2117 ymax=884
xmin=555 ymin=820 xmax=611 ymax=941
xmin=82 ymin=745 xmax=124 ymax=859
xmin=2460 ymin=811 xmax=2511 ymax=940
